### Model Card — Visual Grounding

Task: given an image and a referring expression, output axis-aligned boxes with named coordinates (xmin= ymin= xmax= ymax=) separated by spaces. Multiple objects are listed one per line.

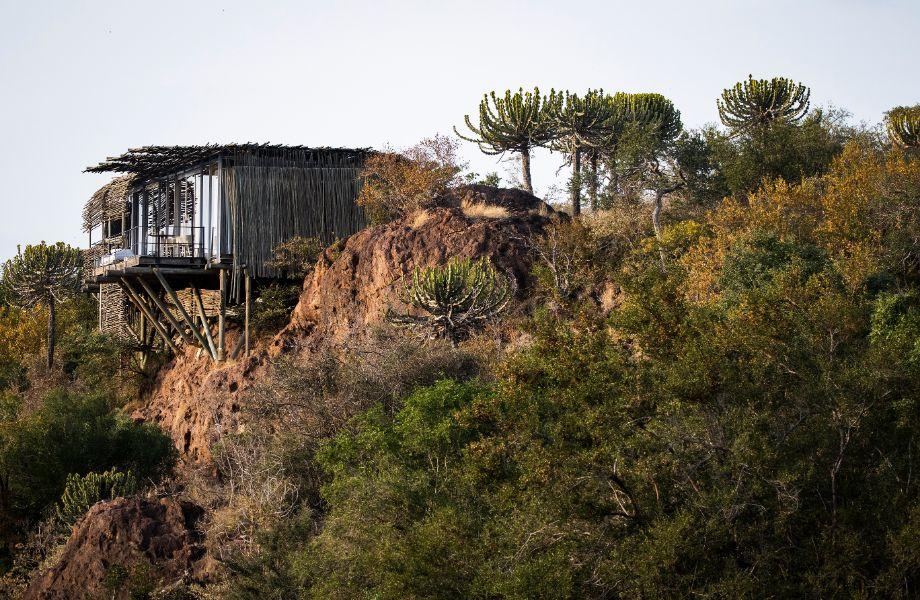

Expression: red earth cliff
xmin=22 ymin=497 xmax=216 ymax=600
xmin=137 ymin=185 xmax=559 ymax=469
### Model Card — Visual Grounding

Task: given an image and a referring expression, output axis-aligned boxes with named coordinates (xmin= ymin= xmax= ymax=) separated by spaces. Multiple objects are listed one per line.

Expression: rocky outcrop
xmin=282 ymin=185 xmax=558 ymax=348
xmin=134 ymin=332 xmax=267 ymax=469
xmin=140 ymin=186 xmax=559 ymax=467
xmin=23 ymin=497 xmax=216 ymax=600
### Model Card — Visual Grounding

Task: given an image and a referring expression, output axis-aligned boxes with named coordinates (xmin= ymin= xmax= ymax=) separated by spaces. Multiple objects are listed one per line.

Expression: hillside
xmin=1 ymin=92 xmax=919 ymax=599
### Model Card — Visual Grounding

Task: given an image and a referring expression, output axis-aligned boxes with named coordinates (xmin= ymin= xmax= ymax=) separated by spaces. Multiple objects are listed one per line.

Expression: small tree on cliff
xmin=390 ymin=257 xmax=511 ymax=344
xmin=358 ymin=135 xmax=466 ymax=224
xmin=456 ymin=88 xmax=558 ymax=194
xmin=266 ymin=235 xmax=325 ymax=279
xmin=2 ymin=242 xmax=82 ymax=369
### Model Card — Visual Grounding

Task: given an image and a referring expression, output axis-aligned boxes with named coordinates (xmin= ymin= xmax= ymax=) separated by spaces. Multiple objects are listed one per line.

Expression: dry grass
xmin=409 ymin=210 xmax=433 ymax=229
xmin=460 ymin=199 xmax=509 ymax=219
xmin=528 ymin=202 xmax=553 ymax=218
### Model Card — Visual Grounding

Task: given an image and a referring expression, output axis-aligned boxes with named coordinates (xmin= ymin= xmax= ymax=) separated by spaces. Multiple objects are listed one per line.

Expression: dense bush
xmin=357 ymin=135 xmax=466 ymax=224
xmin=266 ymin=236 xmax=325 ymax=280
xmin=220 ymin=144 xmax=920 ymax=598
xmin=0 ymin=390 xmax=175 ymax=520
xmin=211 ymin=330 xmax=480 ymax=581
xmin=251 ymin=283 xmax=302 ymax=335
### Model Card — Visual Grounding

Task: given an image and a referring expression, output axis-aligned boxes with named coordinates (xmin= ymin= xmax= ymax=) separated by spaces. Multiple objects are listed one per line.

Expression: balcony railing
xmin=91 ymin=225 xmax=212 ymax=269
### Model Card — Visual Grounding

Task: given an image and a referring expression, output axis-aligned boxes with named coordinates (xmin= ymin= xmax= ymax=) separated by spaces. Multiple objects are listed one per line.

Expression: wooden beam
xmin=136 ymin=311 xmax=147 ymax=370
xmin=119 ymin=279 xmax=179 ymax=355
xmin=154 ymin=269 xmax=216 ymax=361
xmin=218 ymin=268 xmax=226 ymax=361
xmin=135 ymin=277 xmax=196 ymax=347
xmin=191 ymin=285 xmax=218 ymax=358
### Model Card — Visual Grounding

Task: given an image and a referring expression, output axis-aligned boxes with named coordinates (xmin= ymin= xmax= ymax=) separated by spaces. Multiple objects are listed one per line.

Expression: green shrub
xmin=0 ymin=389 xmax=176 ymax=520
xmin=56 ymin=468 xmax=138 ymax=526
xmin=266 ymin=236 xmax=325 ymax=280
xmin=870 ymin=290 xmax=920 ymax=367
xmin=251 ymin=283 xmax=302 ymax=335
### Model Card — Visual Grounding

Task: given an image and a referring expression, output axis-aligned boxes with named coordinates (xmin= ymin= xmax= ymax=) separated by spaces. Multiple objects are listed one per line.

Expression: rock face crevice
xmin=22 ymin=497 xmax=217 ymax=600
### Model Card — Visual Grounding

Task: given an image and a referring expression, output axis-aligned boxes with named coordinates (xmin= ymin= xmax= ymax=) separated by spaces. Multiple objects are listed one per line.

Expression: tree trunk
xmin=570 ymin=147 xmax=582 ymax=217
xmin=46 ymin=298 xmax=56 ymax=369
xmin=652 ymin=189 xmax=670 ymax=271
xmin=588 ymin=151 xmax=599 ymax=212
xmin=652 ymin=191 xmax=664 ymax=239
xmin=520 ymin=148 xmax=533 ymax=194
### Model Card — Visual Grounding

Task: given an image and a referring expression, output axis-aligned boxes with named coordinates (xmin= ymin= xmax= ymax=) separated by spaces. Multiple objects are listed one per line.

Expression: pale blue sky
xmin=0 ymin=0 xmax=918 ymax=261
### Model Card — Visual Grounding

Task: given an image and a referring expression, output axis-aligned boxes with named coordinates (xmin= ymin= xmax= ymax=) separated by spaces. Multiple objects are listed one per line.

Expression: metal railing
xmin=91 ymin=225 xmax=212 ymax=269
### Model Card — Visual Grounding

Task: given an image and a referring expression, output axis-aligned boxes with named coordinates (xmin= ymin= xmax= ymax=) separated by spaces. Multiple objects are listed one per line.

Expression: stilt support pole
xmin=120 ymin=279 xmax=179 ymax=355
xmin=218 ymin=268 xmax=226 ymax=361
xmin=153 ymin=269 xmax=216 ymax=361
xmin=244 ymin=267 xmax=251 ymax=357
xmin=191 ymin=285 xmax=218 ymax=359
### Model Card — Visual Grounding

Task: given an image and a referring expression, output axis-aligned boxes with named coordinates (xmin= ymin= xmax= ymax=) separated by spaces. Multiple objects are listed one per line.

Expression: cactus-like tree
xmin=56 ymin=468 xmax=137 ymax=526
xmin=391 ymin=257 xmax=511 ymax=343
xmin=886 ymin=105 xmax=920 ymax=149
xmin=456 ymin=88 xmax=558 ymax=194
xmin=2 ymin=242 xmax=82 ymax=368
xmin=550 ymin=90 xmax=612 ymax=216
xmin=717 ymin=75 xmax=811 ymax=133
xmin=624 ymin=92 xmax=683 ymax=143
xmin=591 ymin=92 xmax=683 ymax=208
xmin=583 ymin=93 xmax=629 ymax=211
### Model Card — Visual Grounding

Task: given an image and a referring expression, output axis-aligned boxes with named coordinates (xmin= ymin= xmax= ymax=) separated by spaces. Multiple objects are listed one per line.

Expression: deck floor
xmin=87 ymin=255 xmax=223 ymax=286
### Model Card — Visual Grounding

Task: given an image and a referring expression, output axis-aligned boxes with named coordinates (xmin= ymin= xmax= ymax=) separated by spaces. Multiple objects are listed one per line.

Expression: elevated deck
xmin=85 ymin=255 xmax=224 ymax=288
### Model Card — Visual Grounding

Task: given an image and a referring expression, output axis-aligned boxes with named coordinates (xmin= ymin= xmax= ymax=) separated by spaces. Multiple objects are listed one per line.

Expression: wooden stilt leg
xmin=153 ymin=269 xmax=216 ymax=361
xmin=192 ymin=285 xmax=217 ymax=358
xmin=138 ymin=311 xmax=147 ymax=370
xmin=120 ymin=279 xmax=179 ymax=355
xmin=137 ymin=277 xmax=195 ymax=346
xmin=218 ymin=268 xmax=226 ymax=361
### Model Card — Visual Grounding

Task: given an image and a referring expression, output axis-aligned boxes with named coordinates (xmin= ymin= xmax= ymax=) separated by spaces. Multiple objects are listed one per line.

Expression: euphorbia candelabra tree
xmin=391 ymin=257 xmax=511 ymax=343
xmin=2 ymin=241 xmax=82 ymax=368
xmin=456 ymin=88 xmax=558 ymax=194
xmin=886 ymin=105 xmax=920 ymax=149
xmin=717 ymin=75 xmax=811 ymax=133
xmin=550 ymin=89 xmax=611 ymax=216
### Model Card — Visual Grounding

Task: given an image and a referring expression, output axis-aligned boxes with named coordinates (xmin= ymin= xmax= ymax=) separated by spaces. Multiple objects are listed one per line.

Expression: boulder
xmin=23 ymin=497 xmax=216 ymax=599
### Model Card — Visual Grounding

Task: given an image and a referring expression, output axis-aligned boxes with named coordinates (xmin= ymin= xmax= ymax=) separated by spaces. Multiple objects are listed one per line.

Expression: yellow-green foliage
xmin=717 ymin=74 xmax=811 ymax=131
xmin=56 ymin=468 xmax=138 ymax=526
xmin=241 ymin=143 xmax=920 ymax=598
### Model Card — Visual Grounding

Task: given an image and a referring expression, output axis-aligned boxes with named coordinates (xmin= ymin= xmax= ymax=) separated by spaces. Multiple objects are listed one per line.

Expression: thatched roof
xmin=83 ymin=174 xmax=135 ymax=232
xmin=85 ymin=143 xmax=372 ymax=182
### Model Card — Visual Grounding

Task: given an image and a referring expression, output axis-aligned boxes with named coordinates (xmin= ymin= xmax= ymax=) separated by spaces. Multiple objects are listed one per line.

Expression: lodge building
xmin=82 ymin=144 xmax=369 ymax=362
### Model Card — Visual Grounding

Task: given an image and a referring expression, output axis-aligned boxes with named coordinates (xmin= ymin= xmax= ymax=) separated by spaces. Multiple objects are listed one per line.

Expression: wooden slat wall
xmin=99 ymin=283 xmax=137 ymax=342
xmin=221 ymin=148 xmax=366 ymax=301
